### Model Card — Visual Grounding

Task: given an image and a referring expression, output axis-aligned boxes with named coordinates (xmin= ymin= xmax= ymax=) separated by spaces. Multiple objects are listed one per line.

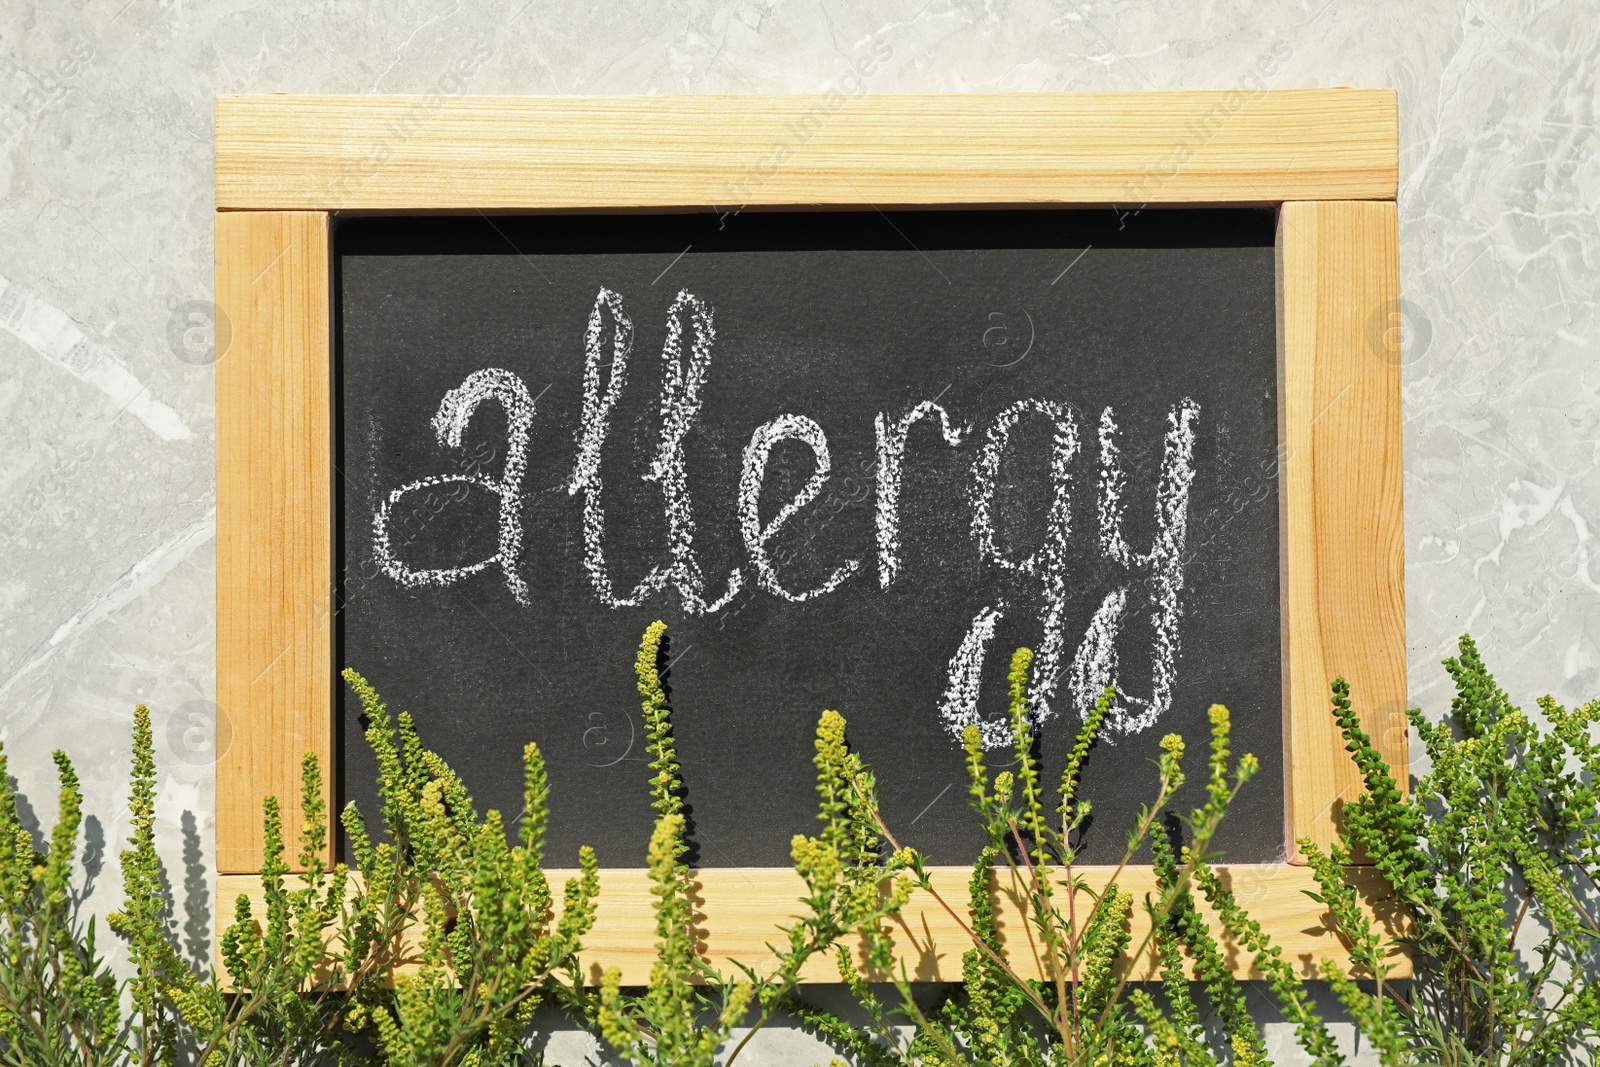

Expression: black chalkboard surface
xmin=336 ymin=209 xmax=1283 ymax=868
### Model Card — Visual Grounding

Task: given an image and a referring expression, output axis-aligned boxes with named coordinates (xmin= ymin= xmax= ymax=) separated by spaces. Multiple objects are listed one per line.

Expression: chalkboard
xmin=336 ymin=209 xmax=1283 ymax=868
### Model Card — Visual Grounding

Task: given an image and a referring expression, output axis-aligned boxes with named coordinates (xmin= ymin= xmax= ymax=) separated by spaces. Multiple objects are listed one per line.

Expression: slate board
xmin=336 ymin=209 xmax=1284 ymax=868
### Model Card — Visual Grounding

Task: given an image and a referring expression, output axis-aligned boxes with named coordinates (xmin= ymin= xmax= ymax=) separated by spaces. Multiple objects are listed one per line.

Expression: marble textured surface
xmin=0 ymin=0 xmax=1595 ymax=1062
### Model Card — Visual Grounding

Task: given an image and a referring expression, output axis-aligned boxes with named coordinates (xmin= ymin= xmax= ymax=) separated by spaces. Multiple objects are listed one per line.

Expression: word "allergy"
xmin=371 ymin=288 xmax=1200 ymax=749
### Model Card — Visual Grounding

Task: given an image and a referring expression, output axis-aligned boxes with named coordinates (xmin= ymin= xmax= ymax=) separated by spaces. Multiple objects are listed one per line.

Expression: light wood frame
xmin=215 ymin=91 xmax=1406 ymax=982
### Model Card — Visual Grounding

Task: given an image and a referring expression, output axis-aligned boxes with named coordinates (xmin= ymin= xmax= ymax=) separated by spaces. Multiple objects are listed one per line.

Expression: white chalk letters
xmin=874 ymin=401 xmax=968 ymax=588
xmin=940 ymin=399 xmax=1079 ymax=747
xmin=649 ymin=291 xmax=743 ymax=614
xmin=372 ymin=366 xmax=536 ymax=604
xmin=739 ymin=413 xmax=861 ymax=602
xmin=373 ymin=287 xmax=1203 ymax=747
xmin=568 ymin=287 xmax=658 ymax=607
xmin=1072 ymin=400 xmax=1201 ymax=737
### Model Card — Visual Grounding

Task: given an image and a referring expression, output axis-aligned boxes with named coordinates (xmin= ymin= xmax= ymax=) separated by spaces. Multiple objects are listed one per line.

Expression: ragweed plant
xmin=1307 ymin=635 xmax=1600 ymax=1067
xmin=595 ymin=620 xmax=743 ymax=1067
xmin=0 ymin=732 xmax=129 ymax=1065
xmin=596 ymin=621 xmax=915 ymax=1067
xmin=791 ymin=647 xmax=1343 ymax=1067
xmin=1161 ymin=710 xmax=1343 ymax=1067
xmin=330 ymin=668 xmax=601 ymax=1067
xmin=157 ymin=750 xmax=349 ymax=1066
xmin=34 ymin=623 xmax=1600 ymax=1065
xmin=116 ymin=671 xmax=601 ymax=1066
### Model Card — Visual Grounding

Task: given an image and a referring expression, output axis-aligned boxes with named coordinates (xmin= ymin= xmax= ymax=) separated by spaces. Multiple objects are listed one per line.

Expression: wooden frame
xmin=215 ymin=91 xmax=1406 ymax=982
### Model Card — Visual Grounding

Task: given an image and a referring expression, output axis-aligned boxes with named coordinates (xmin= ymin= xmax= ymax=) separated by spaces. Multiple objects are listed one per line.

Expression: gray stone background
xmin=0 ymin=0 xmax=1595 ymax=1062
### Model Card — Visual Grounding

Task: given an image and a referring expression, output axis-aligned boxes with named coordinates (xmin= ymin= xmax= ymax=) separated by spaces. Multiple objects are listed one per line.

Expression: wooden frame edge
xmin=1279 ymin=200 xmax=1407 ymax=862
xmin=214 ymin=90 xmax=1397 ymax=210
xmin=216 ymin=210 xmax=335 ymax=873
